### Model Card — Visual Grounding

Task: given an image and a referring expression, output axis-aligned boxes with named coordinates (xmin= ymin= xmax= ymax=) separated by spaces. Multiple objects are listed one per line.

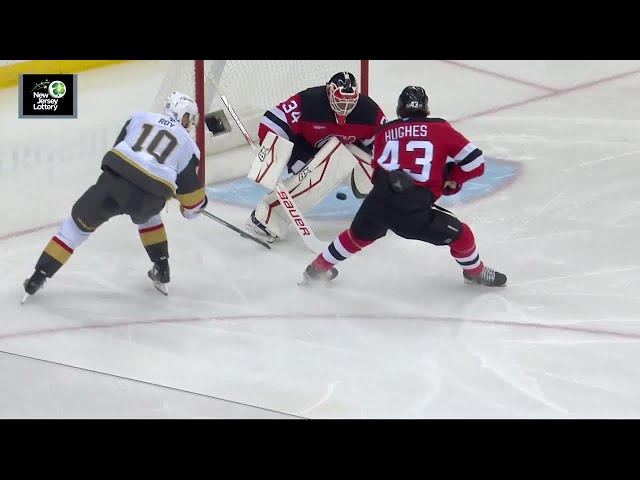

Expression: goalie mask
xmin=326 ymin=72 xmax=359 ymax=126
xmin=164 ymin=91 xmax=199 ymax=131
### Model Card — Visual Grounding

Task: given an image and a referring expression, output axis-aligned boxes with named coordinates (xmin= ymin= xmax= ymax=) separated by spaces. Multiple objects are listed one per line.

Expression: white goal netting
xmin=150 ymin=60 xmax=365 ymax=181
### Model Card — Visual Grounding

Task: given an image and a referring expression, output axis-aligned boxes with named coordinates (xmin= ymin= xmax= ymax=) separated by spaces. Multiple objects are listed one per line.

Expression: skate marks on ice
xmin=4 ymin=286 xmax=640 ymax=419
xmin=5 ymin=202 xmax=640 ymax=418
xmin=457 ymin=293 xmax=568 ymax=416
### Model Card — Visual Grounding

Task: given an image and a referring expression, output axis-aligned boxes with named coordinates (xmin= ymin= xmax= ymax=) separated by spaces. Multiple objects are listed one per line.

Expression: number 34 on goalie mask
xmin=163 ymin=91 xmax=199 ymax=132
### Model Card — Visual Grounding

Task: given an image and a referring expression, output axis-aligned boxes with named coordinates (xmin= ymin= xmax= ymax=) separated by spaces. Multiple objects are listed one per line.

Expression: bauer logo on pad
xmin=19 ymin=73 xmax=77 ymax=119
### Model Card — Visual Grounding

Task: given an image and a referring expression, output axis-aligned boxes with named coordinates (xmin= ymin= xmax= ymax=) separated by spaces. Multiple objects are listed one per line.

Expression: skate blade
xmin=244 ymin=223 xmax=276 ymax=243
xmin=246 ymin=230 xmax=276 ymax=244
xmin=298 ymin=279 xmax=335 ymax=288
xmin=297 ymin=273 xmax=337 ymax=287
xmin=297 ymin=273 xmax=317 ymax=287
xmin=463 ymin=279 xmax=508 ymax=287
xmin=153 ymin=281 xmax=169 ymax=296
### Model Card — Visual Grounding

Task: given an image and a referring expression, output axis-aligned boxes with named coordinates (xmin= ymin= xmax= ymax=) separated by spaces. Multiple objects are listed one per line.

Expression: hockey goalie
xmin=245 ymin=71 xmax=387 ymax=242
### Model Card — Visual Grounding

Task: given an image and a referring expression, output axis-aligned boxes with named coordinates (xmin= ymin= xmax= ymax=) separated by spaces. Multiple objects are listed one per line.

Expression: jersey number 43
xmin=376 ymin=139 xmax=434 ymax=182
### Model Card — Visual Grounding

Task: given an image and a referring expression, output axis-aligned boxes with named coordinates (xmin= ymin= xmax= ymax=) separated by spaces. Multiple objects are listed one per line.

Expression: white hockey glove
xmin=180 ymin=195 xmax=208 ymax=219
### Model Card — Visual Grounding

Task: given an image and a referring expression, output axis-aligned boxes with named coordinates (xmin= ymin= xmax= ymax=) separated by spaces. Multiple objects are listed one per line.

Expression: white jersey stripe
xmin=453 ymin=142 xmax=477 ymax=162
xmin=455 ymin=251 xmax=479 ymax=263
xmin=322 ymin=249 xmax=341 ymax=265
xmin=269 ymin=106 xmax=288 ymax=123
xmin=461 ymin=155 xmax=484 ymax=172
xmin=334 ymin=237 xmax=353 ymax=259
xmin=261 ymin=117 xmax=290 ymax=141
xmin=459 ymin=258 xmax=482 ymax=271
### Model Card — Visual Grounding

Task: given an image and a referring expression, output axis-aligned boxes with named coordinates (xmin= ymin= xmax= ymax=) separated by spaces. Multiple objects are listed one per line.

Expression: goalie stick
xmin=201 ymin=210 xmax=271 ymax=250
xmin=209 ymin=80 xmax=326 ymax=254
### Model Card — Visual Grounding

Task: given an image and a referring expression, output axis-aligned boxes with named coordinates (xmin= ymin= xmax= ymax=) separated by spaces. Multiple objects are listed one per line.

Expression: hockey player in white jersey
xmin=22 ymin=91 xmax=209 ymax=301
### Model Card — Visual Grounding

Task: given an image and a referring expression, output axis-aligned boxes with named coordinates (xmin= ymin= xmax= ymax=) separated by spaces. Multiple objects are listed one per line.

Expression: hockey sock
xmin=34 ymin=216 xmax=91 ymax=277
xmin=449 ymin=223 xmax=483 ymax=276
xmin=311 ymin=228 xmax=375 ymax=272
xmin=138 ymin=215 xmax=168 ymax=263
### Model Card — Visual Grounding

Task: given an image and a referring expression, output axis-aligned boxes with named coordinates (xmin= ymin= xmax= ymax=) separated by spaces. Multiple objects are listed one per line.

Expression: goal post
xmin=151 ymin=60 xmax=369 ymax=184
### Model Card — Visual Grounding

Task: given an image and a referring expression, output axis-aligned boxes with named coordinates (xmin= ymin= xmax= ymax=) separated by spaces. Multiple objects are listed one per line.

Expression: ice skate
xmin=245 ymin=210 xmax=277 ymax=243
xmin=148 ymin=258 xmax=170 ymax=296
xmin=21 ymin=269 xmax=47 ymax=304
xmin=299 ymin=263 xmax=338 ymax=286
xmin=463 ymin=265 xmax=507 ymax=287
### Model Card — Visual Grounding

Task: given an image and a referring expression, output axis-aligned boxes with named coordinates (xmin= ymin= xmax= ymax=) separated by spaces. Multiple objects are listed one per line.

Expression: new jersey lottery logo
xmin=19 ymin=74 xmax=77 ymax=118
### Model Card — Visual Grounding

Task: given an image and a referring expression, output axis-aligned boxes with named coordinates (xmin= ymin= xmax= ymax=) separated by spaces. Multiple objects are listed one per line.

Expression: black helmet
xmin=396 ymin=86 xmax=429 ymax=118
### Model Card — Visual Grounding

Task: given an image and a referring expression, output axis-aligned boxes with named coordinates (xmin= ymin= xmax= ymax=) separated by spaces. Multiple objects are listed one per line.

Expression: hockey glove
xmin=443 ymin=180 xmax=462 ymax=196
xmin=180 ymin=195 xmax=209 ymax=219
xmin=442 ymin=162 xmax=463 ymax=195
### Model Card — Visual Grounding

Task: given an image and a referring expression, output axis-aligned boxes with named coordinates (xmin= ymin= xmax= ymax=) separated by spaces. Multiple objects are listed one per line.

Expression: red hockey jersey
xmin=258 ymin=86 xmax=387 ymax=152
xmin=371 ymin=116 xmax=485 ymax=199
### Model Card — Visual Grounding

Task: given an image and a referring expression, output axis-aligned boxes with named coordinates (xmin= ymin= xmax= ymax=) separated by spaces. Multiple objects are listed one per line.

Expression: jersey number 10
xmin=377 ymin=139 xmax=434 ymax=182
xmin=132 ymin=123 xmax=179 ymax=164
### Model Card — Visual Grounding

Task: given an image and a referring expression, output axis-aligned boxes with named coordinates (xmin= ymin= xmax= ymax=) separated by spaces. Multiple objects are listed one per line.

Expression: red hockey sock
xmin=449 ymin=223 xmax=483 ymax=276
xmin=311 ymin=229 xmax=374 ymax=272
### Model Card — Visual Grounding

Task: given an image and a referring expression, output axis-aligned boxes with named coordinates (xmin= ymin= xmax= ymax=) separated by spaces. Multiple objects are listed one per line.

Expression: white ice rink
xmin=1 ymin=60 xmax=640 ymax=418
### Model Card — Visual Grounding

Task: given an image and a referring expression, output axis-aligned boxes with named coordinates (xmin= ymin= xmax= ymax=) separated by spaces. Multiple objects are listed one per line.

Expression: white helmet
xmin=163 ymin=91 xmax=198 ymax=131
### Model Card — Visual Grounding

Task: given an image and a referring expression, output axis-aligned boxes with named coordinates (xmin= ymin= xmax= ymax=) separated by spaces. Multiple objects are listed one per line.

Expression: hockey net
xmin=150 ymin=60 xmax=369 ymax=184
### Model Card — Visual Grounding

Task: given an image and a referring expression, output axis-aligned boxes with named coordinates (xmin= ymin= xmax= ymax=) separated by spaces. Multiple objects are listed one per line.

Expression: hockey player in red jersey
xmin=247 ymin=71 xmax=387 ymax=240
xmin=301 ymin=85 xmax=507 ymax=287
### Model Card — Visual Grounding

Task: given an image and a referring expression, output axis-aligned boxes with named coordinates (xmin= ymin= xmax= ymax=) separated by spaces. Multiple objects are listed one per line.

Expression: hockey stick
xmin=201 ymin=210 xmax=271 ymax=250
xmin=210 ymin=80 xmax=326 ymax=254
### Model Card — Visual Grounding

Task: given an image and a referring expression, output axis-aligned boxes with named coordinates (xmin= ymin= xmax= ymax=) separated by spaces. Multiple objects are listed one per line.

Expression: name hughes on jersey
xmin=384 ymin=124 xmax=428 ymax=141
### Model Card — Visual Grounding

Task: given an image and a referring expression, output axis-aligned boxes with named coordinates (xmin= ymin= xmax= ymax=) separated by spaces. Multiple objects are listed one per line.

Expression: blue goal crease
xmin=205 ymin=158 xmax=521 ymax=220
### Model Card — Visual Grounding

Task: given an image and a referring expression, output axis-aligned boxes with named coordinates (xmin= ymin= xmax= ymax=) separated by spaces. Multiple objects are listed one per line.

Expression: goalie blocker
xmin=248 ymin=132 xmax=374 ymax=240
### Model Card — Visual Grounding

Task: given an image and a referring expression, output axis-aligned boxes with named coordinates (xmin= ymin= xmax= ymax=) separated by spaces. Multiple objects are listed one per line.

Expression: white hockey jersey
xmin=111 ymin=111 xmax=200 ymax=194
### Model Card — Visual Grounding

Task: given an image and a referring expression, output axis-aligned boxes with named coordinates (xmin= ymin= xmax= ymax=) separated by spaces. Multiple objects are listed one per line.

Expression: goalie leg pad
xmin=253 ymin=196 xmax=290 ymax=240
xmin=253 ymin=138 xmax=360 ymax=239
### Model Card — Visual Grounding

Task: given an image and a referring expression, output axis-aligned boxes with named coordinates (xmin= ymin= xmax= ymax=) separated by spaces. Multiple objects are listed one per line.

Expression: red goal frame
xmin=192 ymin=60 xmax=370 ymax=183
